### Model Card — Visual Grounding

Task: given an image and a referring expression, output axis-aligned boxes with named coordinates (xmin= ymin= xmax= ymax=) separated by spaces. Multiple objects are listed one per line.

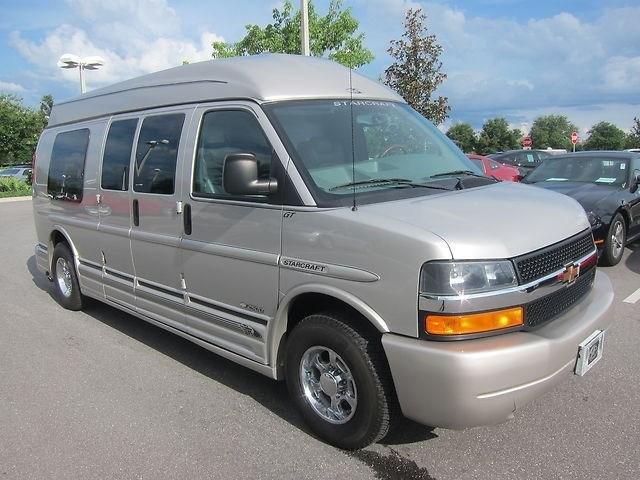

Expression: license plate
xmin=575 ymin=330 xmax=604 ymax=376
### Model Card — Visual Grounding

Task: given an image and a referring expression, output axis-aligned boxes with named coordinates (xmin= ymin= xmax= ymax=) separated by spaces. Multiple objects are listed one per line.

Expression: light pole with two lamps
xmin=57 ymin=54 xmax=105 ymax=94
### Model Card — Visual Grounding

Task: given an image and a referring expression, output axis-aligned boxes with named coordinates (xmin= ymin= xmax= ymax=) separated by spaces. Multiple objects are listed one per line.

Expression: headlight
xmin=420 ymin=260 xmax=518 ymax=296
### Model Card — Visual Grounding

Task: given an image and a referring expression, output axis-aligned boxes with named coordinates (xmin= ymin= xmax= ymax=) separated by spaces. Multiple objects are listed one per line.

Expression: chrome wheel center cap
xmin=320 ymin=372 xmax=339 ymax=397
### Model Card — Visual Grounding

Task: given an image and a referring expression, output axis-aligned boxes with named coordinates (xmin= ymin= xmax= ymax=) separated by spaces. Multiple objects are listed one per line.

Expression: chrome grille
xmin=515 ymin=231 xmax=594 ymax=284
xmin=524 ymin=268 xmax=596 ymax=328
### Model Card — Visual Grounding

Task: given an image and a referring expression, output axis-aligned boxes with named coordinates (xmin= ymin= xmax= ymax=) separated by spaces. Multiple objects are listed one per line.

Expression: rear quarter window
xmin=47 ymin=128 xmax=90 ymax=202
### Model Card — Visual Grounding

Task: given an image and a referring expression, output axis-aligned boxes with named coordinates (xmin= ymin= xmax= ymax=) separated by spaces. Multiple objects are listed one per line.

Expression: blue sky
xmin=1 ymin=0 xmax=639 ymax=134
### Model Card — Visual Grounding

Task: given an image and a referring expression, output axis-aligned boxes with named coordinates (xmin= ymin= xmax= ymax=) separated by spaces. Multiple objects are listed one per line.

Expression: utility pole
xmin=300 ymin=0 xmax=310 ymax=56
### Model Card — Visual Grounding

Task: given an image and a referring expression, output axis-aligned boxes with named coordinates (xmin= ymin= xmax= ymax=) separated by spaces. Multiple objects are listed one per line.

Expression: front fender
xmin=267 ymin=283 xmax=390 ymax=379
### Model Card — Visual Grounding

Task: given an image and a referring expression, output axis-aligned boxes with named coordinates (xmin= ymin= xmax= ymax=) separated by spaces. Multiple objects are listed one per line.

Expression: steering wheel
xmin=380 ymin=144 xmax=408 ymax=157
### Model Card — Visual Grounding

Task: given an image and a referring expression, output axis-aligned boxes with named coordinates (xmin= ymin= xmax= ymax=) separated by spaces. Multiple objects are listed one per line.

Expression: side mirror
xmin=630 ymin=170 xmax=640 ymax=193
xmin=223 ymin=153 xmax=278 ymax=196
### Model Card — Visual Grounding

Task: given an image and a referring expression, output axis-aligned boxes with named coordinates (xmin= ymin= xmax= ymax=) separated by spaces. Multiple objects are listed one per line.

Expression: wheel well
xmin=285 ymin=293 xmax=380 ymax=339
xmin=50 ymin=230 xmax=68 ymax=248
xmin=617 ymin=209 xmax=631 ymax=233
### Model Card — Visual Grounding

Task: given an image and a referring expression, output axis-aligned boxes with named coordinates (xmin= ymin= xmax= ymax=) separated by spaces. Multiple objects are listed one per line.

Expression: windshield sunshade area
xmin=265 ymin=100 xmax=485 ymax=206
xmin=526 ymin=156 xmax=629 ymax=187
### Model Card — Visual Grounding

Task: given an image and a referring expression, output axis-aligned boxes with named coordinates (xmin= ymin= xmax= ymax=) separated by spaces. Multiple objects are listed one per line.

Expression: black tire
xmin=51 ymin=242 xmax=84 ymax=311
xmin=285 ymin=311 xmax=399 ymax=450
xmin=601 ymin=213 xmax=626 ymax=266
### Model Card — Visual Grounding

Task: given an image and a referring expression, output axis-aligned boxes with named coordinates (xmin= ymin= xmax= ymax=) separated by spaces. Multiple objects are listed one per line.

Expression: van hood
xmin=360 ymin=182 xmax=590 ymax=259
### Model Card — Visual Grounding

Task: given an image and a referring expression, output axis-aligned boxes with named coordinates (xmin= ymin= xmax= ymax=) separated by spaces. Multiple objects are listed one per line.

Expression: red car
xmin=467 ymin=154 xmax=522 ymax=182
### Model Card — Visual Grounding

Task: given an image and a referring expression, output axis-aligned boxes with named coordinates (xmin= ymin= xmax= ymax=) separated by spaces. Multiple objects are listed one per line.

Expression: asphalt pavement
xmin=1 ymin=200 xmax=639 ymax=479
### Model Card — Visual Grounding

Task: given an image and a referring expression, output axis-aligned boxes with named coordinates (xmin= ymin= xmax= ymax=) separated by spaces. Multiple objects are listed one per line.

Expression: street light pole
xmin=78 ymin=64 xmax=85 ymax=93
xmin=57 ymin=54 xmax=105 ymax=94
xmin=300 ymin=0 xmax=310 ymax=56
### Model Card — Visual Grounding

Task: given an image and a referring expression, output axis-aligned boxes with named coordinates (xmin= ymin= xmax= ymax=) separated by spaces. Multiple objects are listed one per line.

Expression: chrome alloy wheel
xmin=55 ymin=257 xmax=73 ymax=298
xmin=611 ymin=220 xmax=624 ymax=259
xmin=299 ymin=346 xmax=358 ymax=424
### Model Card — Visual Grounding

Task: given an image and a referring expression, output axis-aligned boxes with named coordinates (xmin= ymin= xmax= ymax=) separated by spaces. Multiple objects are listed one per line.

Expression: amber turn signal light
xmin=425 ymin=307 xmax=524 ymax=336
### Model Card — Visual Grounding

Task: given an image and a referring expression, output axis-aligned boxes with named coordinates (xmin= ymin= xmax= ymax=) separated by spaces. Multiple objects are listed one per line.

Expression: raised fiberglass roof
xmin=47 ymin=54 xmax=404 ymax=127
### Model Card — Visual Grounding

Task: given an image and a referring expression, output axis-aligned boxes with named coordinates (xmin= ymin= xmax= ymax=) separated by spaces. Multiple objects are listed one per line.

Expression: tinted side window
xmin=193 ymin=110 xmax=272 ymax=198
xmin=48 ymin=129 xmax=90 ymax=202
xmin=133 ymin=113 xmax=185 ymax=194
xmin=101 ymin=118 xmax=138 ymax=191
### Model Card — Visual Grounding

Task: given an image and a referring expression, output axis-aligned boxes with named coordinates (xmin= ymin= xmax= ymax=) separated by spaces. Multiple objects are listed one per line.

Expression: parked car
xmin=467 ymin=154 xmax=522 ymax=182
xmin=0 ymin=166 xmax=32 ymax=180
xmin=33 ymin=54 xmax=613 ymax=449
xmin=488 ymin=149 xmax=553 ymax=177
xmin=524 ymin=151 xmax=640 ymax=266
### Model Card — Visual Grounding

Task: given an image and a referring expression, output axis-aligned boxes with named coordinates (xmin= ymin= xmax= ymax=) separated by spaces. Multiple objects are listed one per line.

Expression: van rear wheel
xmin=285 ymin=312 xmax=398 ymax=449
xmin=52 ymin=243 xmax=84 ymax=311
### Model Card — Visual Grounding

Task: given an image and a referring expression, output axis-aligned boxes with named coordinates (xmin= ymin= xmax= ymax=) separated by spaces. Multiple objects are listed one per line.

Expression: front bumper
xmin=382 ymin=270 xmax=614 ymax=429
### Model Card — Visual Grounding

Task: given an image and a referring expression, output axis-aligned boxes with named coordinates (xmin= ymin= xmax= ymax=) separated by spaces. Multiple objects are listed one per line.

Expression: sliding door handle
xmin=183 ymin=203 xmax=192 ymax=235
xmin=132 ymin=199 xmax=140 ymax=227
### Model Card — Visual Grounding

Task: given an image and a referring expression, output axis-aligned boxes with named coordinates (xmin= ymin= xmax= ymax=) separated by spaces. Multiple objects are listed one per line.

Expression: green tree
xmin=383 ymin=8 xmax=449 ymax=125
xmin=211 ymin=0 xmax=373 ymax=68
xmin=584 ymin=121 xmax=626 ymax=150
xmin=39 ymin=94 xmax=53 ymax=117
xmin=0 ymin=94 xmax=46 ymax=166
xmin=625 ymin=117 xmax=640 ymax=149
xmin=529 ymin=114 xmax=578 ymax=150
xmin=446 ymin=123 xmax=476 ymax=153
xmin=476 ymin=118 xmax=522 ymax=154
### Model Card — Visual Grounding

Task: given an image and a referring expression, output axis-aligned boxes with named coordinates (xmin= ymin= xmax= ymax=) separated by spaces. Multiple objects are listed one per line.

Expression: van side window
xmin=47 ymin=128 xmax=90 ymax=202
xmin=133 ymin=113 xmax=185 ymax=195
xmin=101 ymin=118 xmax=138 ymax=191
xmin=193 ymin=110 xmax=272 ymax=198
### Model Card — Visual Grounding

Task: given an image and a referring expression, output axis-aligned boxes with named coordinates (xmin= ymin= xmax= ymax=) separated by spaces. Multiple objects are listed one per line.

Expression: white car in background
xmin=0 ymin=166 xmax=32 ymax=180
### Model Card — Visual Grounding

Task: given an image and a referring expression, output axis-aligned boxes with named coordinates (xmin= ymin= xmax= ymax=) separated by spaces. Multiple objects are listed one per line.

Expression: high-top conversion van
xmin=33 ymin=54 xmax=614 ymax=449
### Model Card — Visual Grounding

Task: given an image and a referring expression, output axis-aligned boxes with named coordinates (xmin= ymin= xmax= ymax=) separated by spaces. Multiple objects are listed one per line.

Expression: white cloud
xmin=357 ymin=1 xmax=640 ymax=130
xmin=0 ymin=80 xmax=25 ymax=93
xmin=10 ymin=0 xmax=223 ymax=94
xmin=603 ymin=56 xmax=640 ymax=93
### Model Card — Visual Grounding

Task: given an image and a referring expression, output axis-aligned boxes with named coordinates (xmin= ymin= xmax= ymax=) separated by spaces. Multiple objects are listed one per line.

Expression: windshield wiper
xmin=429 ymin=170 xmax=493 ymax=180
xmin=329 ymin=178 xmax=452 ymax=192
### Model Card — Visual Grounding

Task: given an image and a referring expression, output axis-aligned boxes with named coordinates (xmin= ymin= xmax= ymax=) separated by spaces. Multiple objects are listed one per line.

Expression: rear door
xmin=130 ymin=108 xmax=192 ymax=326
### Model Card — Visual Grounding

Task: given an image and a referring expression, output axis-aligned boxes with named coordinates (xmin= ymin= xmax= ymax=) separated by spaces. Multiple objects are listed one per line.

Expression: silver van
xmin=33 ymin=54 xmax=614 ymax=449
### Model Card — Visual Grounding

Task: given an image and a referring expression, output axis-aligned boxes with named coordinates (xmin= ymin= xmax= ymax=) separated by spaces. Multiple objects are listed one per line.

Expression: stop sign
xmin=571 ymin=131 xmax=579 ymax=144
xmin=522 ymin=136 xmax=532 ymax=148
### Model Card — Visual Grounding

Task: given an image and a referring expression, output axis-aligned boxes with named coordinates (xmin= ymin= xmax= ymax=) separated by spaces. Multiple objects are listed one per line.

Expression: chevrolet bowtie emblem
xmin=560 ymin=263 xmax=581 ymax=284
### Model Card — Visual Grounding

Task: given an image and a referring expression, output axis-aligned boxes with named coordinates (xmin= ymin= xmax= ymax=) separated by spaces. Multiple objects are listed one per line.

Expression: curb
xmin=0 ymin=196 xmax=32 ymax=204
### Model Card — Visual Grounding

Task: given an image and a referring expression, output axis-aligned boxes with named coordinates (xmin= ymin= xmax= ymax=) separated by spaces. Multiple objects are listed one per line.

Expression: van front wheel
xmin=285 ymin=312 xmax=397 ymax=449
xmin=52 ymin=243 xmax=84 ymax=311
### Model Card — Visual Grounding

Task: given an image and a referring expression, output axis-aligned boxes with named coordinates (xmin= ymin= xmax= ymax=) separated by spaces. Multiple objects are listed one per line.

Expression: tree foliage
xmin=383 ymin=8 xmax=449 ymax=125
xmin=0 ymin=94 xmax=48 ymax=166
xmin=211 ymin=0 xmax=373 ymax=68
xmin=476 ymin=118 xmax=522 ymax=155
xmin=584 ymin=121 xmax=627 ymax=150
xmin=625 ymin=116 xmax=640 ymax=149
xmin=446 ymin=122 xmax=476 ymax=153
xmin=529 ymin=114 xmax=578 ymax=151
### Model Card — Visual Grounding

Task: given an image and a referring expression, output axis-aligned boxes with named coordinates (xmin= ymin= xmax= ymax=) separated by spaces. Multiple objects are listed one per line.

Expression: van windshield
xmin=265 ymin=100 xmax=483 ymax=206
